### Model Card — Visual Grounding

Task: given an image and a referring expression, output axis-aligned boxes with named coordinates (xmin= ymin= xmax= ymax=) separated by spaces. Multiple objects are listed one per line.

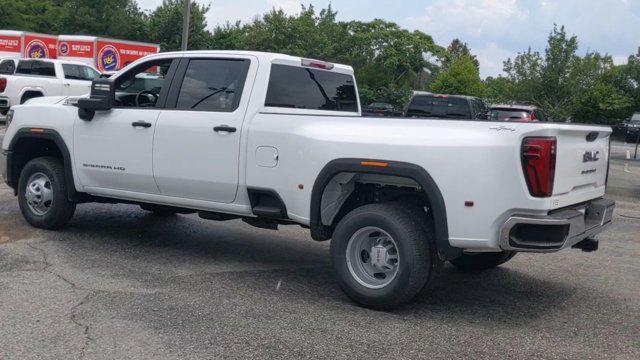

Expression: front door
xmin=73 ymin=57 xmax=178 ymax=194
xmin=153 ymin=56 xmax=254 ymax=203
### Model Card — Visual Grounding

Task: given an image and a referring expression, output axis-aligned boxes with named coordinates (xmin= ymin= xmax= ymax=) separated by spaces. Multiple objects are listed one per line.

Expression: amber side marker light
xmin=30 ymin=128 xmax=45 ymax=133
xmin=360 ymin=161 xmax=388 ymax=167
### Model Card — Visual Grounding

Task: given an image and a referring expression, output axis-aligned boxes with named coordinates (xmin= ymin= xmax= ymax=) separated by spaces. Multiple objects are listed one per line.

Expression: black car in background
xmin=404 ymin=92 xmax=488 ymax=120
xmin=626 ymin=112 xmax=640 ymax=143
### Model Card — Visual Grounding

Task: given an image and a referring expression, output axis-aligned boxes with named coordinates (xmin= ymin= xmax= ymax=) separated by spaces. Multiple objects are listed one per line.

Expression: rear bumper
xmin=499 ymin=198 xmax=615 ymax=252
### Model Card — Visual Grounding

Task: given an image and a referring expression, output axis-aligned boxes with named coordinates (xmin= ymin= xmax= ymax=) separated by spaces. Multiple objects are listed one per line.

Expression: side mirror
xmin=77 ymin=78 xmax=115 ymax=121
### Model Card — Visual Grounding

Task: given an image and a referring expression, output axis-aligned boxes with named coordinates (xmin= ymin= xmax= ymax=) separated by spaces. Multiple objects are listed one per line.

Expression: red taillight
xmin=0 ymin=77 xmax=6 ymax=92
xmin=522 ymin=137 xmax=556 ymax=197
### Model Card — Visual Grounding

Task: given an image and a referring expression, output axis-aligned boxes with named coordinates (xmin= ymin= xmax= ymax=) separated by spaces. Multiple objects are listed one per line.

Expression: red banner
xmin=58 ymin=40 xmax=94 ymax=58
xmin=23 ymin=35 xmax=58 ymax=58
xmin=96 ymin=41 xmax=158 ymax=72
xmin=0 ymin=35 xmax=22 ymax=53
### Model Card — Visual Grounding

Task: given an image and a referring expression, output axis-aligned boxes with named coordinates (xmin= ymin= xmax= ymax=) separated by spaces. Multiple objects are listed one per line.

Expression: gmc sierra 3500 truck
xmin=1 ymin=51 xmax=615 ymax=309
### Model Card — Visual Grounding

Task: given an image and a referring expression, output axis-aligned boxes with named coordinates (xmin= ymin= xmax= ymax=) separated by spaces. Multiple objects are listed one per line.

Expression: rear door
xmin=152 ymin=55 xmax=255 ymax=203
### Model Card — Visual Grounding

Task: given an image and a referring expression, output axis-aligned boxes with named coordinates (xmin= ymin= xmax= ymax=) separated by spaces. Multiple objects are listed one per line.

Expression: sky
xmin=136 ymin=0 xmax=640 ymax=78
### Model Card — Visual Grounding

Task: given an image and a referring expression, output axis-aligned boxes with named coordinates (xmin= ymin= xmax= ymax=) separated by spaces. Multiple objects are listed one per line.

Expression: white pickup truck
xmin=1 ymin=51 xmax=615 ymax=309
xmin=0 ymin=58 xmax=100 ymax=118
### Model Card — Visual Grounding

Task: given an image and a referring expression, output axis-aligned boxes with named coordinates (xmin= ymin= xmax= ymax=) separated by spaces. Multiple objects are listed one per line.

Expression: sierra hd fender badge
xmin=83 ymin=163 xmax=126 ymax=171
xmin=583 ymin=151 xmax=600 ymax=163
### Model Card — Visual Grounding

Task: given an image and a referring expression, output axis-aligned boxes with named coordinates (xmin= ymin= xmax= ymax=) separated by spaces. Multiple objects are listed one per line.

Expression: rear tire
xmin=330 ymin=203 xmax=441 ymax=310
xmin=449 ymin=251 xmax=516 ymax=271
xmin=18 ymin=157 xmax=76 ymax=229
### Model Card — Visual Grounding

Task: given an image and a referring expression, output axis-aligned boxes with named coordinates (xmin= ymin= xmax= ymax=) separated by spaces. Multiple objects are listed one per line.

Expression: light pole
xmin=181 ymin=0 xmax=191 ymax=51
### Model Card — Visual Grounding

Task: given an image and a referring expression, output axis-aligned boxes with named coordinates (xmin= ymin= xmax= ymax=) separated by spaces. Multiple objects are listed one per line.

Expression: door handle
xmin=63 ymin=83 xmax=70 ymax=87
xmin=213 ymin=125 xmax=236 ymax=133
xmin=131 ymin=121 xmax=152 ymax=128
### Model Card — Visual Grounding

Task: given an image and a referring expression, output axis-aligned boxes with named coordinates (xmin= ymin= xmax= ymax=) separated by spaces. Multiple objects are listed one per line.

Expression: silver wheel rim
xmin=25 ymin=172 xmax=53 ymax=216
xmin=346 ymin=226 xmax=400 ymax=289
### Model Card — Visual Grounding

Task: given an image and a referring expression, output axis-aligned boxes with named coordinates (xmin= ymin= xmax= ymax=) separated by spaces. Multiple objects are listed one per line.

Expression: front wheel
xmin=449 ymin=251 xmax=516 ymax=271
xmin=330 ymin=203 xmax=441 ymax=310
xmin=18 ymin=157 xmax=76 ymax=229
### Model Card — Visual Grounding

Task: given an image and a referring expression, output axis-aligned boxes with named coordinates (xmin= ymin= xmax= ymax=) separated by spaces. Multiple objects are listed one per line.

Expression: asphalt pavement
xmin=1 ymin=182 xmax=640 ymax=359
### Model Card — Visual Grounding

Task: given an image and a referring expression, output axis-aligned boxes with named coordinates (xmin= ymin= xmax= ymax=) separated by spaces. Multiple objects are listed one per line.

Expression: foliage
xmin=148 ymin=0 xmax=211 ymax=51
xmin=496 ymin=26 xmax=636 ymax=123
xmin=442 ymin=39 xmax=479 ymax=70
xmin=431 ymin=55 xmax=485 ymax=97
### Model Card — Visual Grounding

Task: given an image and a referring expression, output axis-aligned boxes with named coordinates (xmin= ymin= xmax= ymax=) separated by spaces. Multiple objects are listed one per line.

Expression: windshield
xmin=631 ymin=113 xmax=640 ymax=122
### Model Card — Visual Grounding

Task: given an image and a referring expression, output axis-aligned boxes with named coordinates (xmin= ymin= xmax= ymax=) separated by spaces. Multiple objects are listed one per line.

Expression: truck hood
xmin=22 ymin=96 xmax=70 ymax=105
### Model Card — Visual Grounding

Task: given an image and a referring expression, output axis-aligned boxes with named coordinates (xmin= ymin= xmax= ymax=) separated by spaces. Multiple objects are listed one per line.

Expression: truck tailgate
xmin=552 ymin=126 xmax=610 ymax=208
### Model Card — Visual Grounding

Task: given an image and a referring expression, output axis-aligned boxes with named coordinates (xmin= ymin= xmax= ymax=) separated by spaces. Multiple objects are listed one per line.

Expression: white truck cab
xmin=1 ymin=51 xmax=615 ymax=309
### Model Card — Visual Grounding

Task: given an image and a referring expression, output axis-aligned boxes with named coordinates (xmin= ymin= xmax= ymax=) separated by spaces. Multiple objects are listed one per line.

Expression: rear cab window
xmin=265 ymin=63 xmax=358 ymax=113
xmin=406 ymin=95 xmax=471 ymax=119
xmin=16 ymin=60 xmax=56 ymax=77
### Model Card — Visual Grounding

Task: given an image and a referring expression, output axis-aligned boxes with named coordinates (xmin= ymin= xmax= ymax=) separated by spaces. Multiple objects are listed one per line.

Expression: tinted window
xmin=63 ymin=64 xmax=83 ymax=80
xmin=265 ymin=64 xmax=358 ymax=112
xmin=0 ymin=60 xmax=15 ymax=75
xmin=80 ymin=66 xmax=99 ymax=80
xmin=16 ymin=60 xmax=55 ymax=77
xmin=406 ymin=95 xmax=471 ymax=119
xmin=175 ymin=59 xmax=250 ymax=112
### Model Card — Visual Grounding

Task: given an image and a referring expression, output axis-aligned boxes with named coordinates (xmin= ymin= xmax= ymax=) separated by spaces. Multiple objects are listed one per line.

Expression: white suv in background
xmin=0 ymin=58 xmax=100 ymax=120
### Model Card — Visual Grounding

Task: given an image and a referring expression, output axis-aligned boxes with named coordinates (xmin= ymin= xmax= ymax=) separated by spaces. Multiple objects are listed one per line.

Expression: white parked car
xmin=0 ymin=58 xmax=100 ymax=118
xmin=1 ymin=51 xmax=615 ymax=309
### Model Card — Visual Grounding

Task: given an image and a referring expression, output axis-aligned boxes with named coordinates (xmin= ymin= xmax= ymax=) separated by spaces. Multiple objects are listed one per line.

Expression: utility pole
xmin=181 ymin=0 xmax=191 ymax=51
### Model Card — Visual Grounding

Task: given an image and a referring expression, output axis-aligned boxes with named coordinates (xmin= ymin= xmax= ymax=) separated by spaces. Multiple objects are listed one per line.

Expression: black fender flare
xmin=309 ymin=158 xmax=461 ymax=260
xmin=6 ymin=128 xmax=80 ymax=202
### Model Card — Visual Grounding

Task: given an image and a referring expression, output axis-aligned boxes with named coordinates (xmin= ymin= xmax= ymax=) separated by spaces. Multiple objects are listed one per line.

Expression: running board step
xmin=252 ymin=205 xmax=284 ymax=218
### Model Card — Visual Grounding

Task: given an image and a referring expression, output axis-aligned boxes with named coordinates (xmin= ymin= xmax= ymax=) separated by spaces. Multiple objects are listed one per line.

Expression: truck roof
xmin=139 ymin=50 xmax=355 ymax=73
xmin=410 ymin=91 xmax=481 ymax=101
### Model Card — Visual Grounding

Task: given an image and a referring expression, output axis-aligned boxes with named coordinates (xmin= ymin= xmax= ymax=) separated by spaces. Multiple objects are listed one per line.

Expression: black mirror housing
xmin=77 ymin=78 xmax=115 ymax=120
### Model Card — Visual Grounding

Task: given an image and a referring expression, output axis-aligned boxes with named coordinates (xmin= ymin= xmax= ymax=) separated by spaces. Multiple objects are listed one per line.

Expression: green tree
xmin=430 ymin=55 xmax=485 ymax=97
xmin=55 ymin=0 xmax=149 ymax=40
xmin=442 ymin=39 xmax=479 ymax=70
xmin=148 ymin=0 xmax=211 ymax=51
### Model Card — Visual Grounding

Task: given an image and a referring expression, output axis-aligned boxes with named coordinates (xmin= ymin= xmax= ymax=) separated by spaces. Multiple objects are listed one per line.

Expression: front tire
xmin=330 ymin=203 xmax=440 ymax=310
xmin=18 ymin=157 xmax=76 ymax=229
xmin=449 ymin=251 xmax=516 ymax=271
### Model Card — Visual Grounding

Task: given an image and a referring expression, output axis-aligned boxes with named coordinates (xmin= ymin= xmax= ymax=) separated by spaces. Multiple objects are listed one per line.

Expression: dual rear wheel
xmin=331 ymin=203 xmax=516 ymax=309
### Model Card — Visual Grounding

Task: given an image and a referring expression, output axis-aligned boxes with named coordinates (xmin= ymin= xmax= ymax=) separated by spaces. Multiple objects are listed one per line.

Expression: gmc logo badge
xmin=583 ymin=151 xmax=600 ymax=163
